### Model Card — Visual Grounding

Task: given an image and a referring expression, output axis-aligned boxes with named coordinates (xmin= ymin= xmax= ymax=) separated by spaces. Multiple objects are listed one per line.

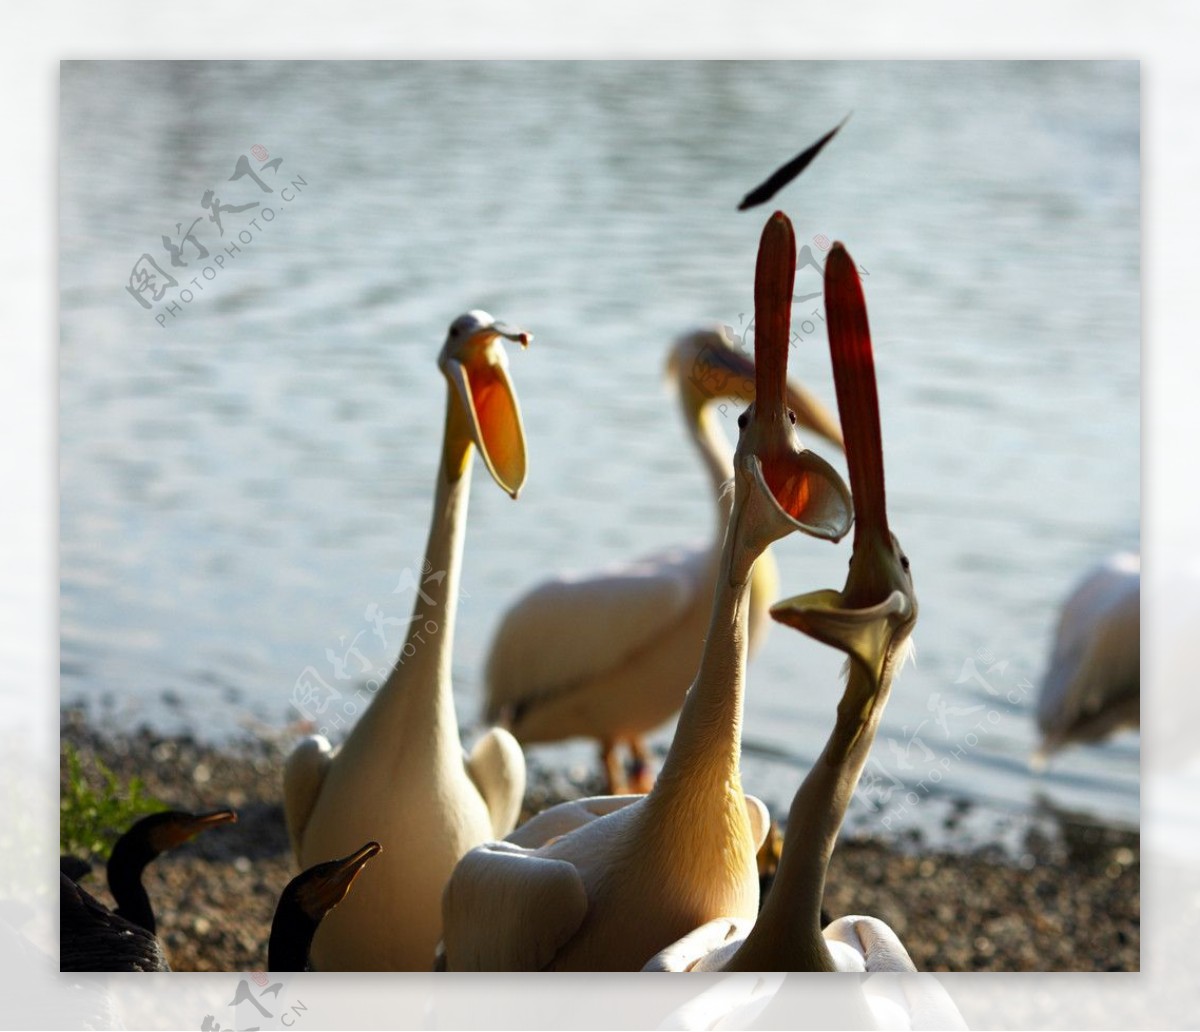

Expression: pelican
xmin=485 ymin=327 xmax=844 ymax=792
xmin=655 ymin=970 xmax=968 ymax=1030
xmin=644 ymin=240 xmax=919 ymax=973
xmin=283 ymin=311 xmax=530 ymax=970
xmin=439 ymin=212 xmax=853 ymax=971
xmin=1035 ymin=551 xmax=1140 ymax=766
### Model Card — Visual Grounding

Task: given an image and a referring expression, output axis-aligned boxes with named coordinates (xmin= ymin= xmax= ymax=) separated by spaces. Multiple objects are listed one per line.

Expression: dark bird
xmin=105 ymin=809 xmax=238 ymax=933
xmin=60 ymin=872 xmax=169 ymax=972
xmin=59 ymin=808 xmax=237 ymax=971
xmin=737 ymin=115 xmax=849 ymax=211
xmin=267 ymin=841 xmax=382 ymax=971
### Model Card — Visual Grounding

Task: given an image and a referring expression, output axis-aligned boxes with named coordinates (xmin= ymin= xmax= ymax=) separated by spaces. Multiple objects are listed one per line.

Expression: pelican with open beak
xmin=485 ymin=326 xmax=844 ymax=792
xmin=439 ymin=213 xmax=851 ymax=971
xmin=283 ymin=311 xmax=530 ymax=970
xmin=645 ymin=238 xmax=920 ymax=974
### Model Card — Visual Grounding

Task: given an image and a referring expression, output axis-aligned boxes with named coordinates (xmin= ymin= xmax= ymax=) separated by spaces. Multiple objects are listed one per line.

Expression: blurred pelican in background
xmin=1034 ymin=552 xmax=1139 ymax=767
xmin=485 ymin=325 xmax=843 ymax=792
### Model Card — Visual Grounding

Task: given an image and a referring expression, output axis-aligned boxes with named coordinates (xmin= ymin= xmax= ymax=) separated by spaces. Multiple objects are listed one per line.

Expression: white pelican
xmin=439 ymin=212 xmax=853 ymax=971
xmin=484 ymin=326 xmax=843 ymax=792
xmin=283 ymin=311 xmax=530 ymax=970
xmin=644 ymin=241 xmax=919 ymax=973
xmin=1035 ymin=551 xmax=1140 ymax=766
xmin=655 ymin=968 xmax=968 ymax=1031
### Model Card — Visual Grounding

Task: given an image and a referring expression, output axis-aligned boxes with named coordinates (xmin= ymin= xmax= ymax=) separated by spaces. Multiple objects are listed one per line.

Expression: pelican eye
xmin=901 ymin=555 xmax=910 ymax=572
xmin=788 ymin=409 xmax=797 ymax=425
xmin=737 ymin=412 xmax=749 ymax=430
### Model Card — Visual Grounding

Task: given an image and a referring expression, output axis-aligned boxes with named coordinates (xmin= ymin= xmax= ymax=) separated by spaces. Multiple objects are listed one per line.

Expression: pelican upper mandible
xmin=283 ymin=311 xmax=530 ymax=970
xmin=645 ymin=240 xmax=920 ymax=973
xmin=438 ymin=212 xmax=852 ymax=971
xmin=484 ymin=327 xmax=843 ymax=793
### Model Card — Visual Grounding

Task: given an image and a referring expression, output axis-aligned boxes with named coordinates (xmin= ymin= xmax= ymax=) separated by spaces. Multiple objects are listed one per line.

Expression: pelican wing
xmin=655 ymin=973 xmax=783 ymax=1031
xmin=282 ymin=734 xmax=334 ymax=854
xmin=642 ymin=916 xmax=752 ymax=972
xmin=464 ymin=727 xmax=527 ymax=837
xmin=505 ymin=795 xmax=643 ymax=849
xmin=744 ymin=794 xmax=769 ymax=852
xmin=485 ymin=548 xmax=706 ymax=718
xmin=823 ymin=915 xmax=917 ymax=972
xmin=441 ymin=842 xmax=587 ymax=971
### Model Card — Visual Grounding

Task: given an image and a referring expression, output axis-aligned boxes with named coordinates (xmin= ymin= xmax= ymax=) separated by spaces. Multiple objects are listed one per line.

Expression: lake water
xmin=59 ymin=60 xmax=1140 ymax=843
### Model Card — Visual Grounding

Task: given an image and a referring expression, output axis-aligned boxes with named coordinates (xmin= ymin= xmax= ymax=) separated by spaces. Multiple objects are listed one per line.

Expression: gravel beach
xmin=59 ymin=709 xmax=1138 ymax=973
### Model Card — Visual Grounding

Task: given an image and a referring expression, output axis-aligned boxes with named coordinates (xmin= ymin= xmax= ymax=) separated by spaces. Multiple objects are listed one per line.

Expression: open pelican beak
xmin=770 ymin=240 xmax=916 ymax=689
xmin=741 ymin=212 xmax=852 ymax=543
xmin=771 ymin=587 xmax=913 ymax=685
xmin=298 ymin=841 xmax=383 ymax=918
xmin=442 ymin=319 xmax=530 ymax=498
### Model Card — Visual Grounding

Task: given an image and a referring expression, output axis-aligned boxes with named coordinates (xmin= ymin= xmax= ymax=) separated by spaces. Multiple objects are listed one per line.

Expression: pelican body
xmin=283 ymin=312 xmax=530 ymax=970
xmin=440 ymin=213 xmax=853 ymax=971
xmin=1036 ymin=551 xmax=1140 ymax=764
xmin=646 ymin=239 xmax=920 ymax=973
xmin=485 ymin=327 xmax=843 ymax=792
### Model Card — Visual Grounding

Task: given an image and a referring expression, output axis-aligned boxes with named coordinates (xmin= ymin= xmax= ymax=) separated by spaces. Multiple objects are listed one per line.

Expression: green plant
xmin=60 ymin=744 xmax=167 ymax=862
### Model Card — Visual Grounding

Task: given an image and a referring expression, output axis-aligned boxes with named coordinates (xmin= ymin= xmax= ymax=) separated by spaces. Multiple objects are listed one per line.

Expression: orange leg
xmin=625 ymin=736 xmax=655 ymax=794
xmin=600 ymin=740 xmax=624 ymax=794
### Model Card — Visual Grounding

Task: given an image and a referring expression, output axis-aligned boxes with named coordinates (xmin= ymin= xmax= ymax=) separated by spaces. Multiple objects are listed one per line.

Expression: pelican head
xmin=438 ymin=309 xmax=531 ymax=499
xmin=727 ymin=212 xmax=852 ymax=583
xmin=771 ymin=242 xmax=917 ymax=711
xmin=667 ymin=326 xmax=845 ymax=451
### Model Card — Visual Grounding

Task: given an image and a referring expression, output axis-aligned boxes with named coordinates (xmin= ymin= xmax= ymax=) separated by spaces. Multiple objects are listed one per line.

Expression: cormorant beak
xmin=669 ymin=327 xmax=845 ymax=451
xmin=736 ymin=212 xmax=852 ymax=544
xmin=159 ymin=808 xmax=238 ymax=850
xmin=770 ymin=241 xmax=917 ymax=690
xmin=440 ymin=313 xmax=531 ymax=499
xmin=298 ymin=841 xmax=382 ymax=918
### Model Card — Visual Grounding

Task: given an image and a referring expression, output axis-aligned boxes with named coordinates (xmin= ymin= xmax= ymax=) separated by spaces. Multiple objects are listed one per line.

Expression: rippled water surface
xmin=60 ymin=61 xmax=1139 ymax=839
